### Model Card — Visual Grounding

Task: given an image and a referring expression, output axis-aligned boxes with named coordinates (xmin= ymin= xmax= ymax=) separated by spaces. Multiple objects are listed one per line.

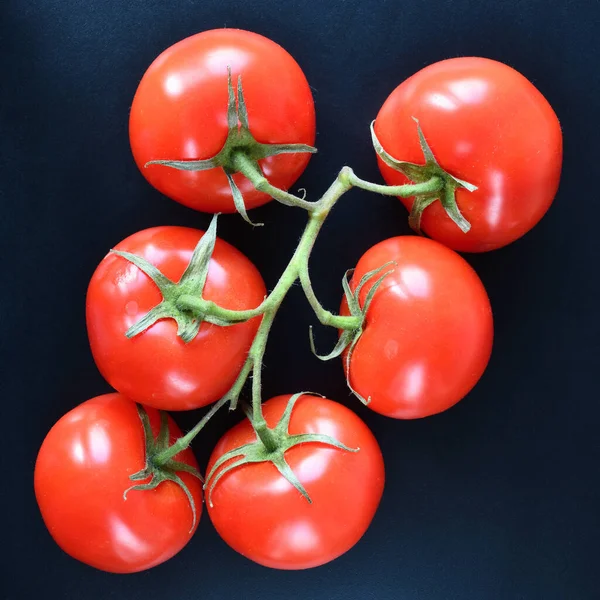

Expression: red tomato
xmin=130 ymin=29 xmax=315 ymax=213
xmin=34 ymin=394 xmax=202 ymax=573
xmin=86 ymin=226 xmax=265 ymax=411
xmin=341 ymin=236 xmax=493 ymax=418
xmin=375 ymin=57 xmax=562 ymax=252
xmin=207 ymin=394 xmax=384 ymax=569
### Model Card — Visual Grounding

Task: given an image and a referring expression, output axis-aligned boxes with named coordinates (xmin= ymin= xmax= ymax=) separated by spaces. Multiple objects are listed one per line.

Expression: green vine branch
xmin=150 ymin=166 xmax=444 ymax=468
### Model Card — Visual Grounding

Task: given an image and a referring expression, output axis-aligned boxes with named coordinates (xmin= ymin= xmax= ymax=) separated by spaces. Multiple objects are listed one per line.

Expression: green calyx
xmin=145 ymin=67 xmax=317 ymax=225
xmin=204 ymin=392 xmax=358 ymax=507
xmin=371 ymin=117 xmax=478 ymax=234
xmin=112 ymin=214 xmax=254 ymax=344
xmin=124 ymin=404 xmax=203 ymax=532
xmin=309 ymin=263 xmax=395 ymax=404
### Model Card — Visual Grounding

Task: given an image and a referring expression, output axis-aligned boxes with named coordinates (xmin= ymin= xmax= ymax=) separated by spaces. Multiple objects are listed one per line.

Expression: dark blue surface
xmin=2 ymin=0 xmax=599 ymax=598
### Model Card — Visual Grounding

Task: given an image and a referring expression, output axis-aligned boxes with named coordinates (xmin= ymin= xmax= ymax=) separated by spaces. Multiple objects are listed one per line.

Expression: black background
xmin=2 ymin=0 xmax=599 ymax=598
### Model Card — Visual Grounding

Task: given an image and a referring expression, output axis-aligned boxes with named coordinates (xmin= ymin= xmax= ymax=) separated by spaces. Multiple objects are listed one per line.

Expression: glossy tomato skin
xmin=130 ymin=29 xmax=316 ymax=213
xmin=341 ymin=236 xmax=493 ymax=418
xmin=86 ymin=226 xmax=266 ymax=411
xmin=34 ymin=394 xmax=202 ymax=573
xmin=207 ymin=394 xmax=385 ymax=570
xmin=375 ymin=57 xmax=562 ymax=252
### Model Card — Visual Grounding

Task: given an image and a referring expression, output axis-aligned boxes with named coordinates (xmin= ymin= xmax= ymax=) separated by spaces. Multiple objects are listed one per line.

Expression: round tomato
xmin=86 ymin=226 xmax=265 ymax=411
xmin=341 ymin=236 xmax=493 ymax=418
xmin=130 ymin=28 xmax=315 ymax=213
xmin=375 ymin=57 xmax=562 ymax=252
xmin=206 ymin=394 xmax=384 ymax=569
xmin=34 ymin=393 xmax=202 ymax=573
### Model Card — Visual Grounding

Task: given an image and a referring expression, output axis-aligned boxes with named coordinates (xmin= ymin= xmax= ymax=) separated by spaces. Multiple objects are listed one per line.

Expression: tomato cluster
xmin=34 ymin=29 xmax=562 ymax=575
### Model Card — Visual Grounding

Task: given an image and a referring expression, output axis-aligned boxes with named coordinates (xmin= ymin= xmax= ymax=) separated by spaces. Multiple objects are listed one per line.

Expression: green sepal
xmin=124 ymin=405 xmax=203 ymax=533
xmin=144 ymin=66 xmax=316 ymax=222
xmin=251 ymin=142 xmax=317 ymax=159
xmin=408 ymin=195 xmax=438 ymax=234
xmin=122 ymin=302 xmax=172 ymax=339
xmin=204 ymin=392 xmax=358 ymax=507
xmin=309 ymin=325 xmax=355 ymax=361
xmin=178 ymin=213 xmax=218 ymax=291
xmin=370 ymin=117 xmax=477 ymax=234
xmin=111 ymin=214 xmax=251 ymax=343
xmin=224 ymin=169 xmax=263 ymax=227
xmin=236 ymin=73 xmax=250 ymax=129
xmin=110 ymin=250 xmax=175 ymax=294
xmin=145 ymin=157 xmax=219 ymax=172
xmin=309 ymin=263 xmax=395 ymax=405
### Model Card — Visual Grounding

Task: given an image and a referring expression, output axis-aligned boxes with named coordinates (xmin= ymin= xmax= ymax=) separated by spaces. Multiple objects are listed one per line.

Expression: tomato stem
xmin=153 ymin=397 xmax=230 ymax=466
xmin=232 ymin=152 xmax=316 ymax=211
xmin=299 ymin=262 xmax=362 ymax=330
xmin=153 ymin=359 xmax=256 ymax=465
xmin=242 ymin=174 xmax=352 ymax=427
xmin=176 ymin=294 xmax=267 ymax=322
xmin=348 ymin=172 xmax=444 ymax=197
xmin=155 ymin=170 xmax=444 ymax=459
xmin=232 ymin=169 xmax=448 ymax=430
xmin=146 ymin=166 xmax=443 ymax=475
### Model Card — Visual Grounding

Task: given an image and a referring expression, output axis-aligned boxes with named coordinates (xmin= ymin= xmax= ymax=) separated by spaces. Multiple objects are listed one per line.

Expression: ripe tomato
xmin=34 ymin=394 xmax=202 ymax=573
xmin=206 ymin=394 xmax=384 ymax=569
xmin=341 ymin=236 xmax=493 ymax=418
xmin=375 ymin=57 xmax=562 ymax=252
xmin=130 ymin=29 xmax=315 ymax=213
xmin=86 ymin=226 xmax=265 ymax=411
